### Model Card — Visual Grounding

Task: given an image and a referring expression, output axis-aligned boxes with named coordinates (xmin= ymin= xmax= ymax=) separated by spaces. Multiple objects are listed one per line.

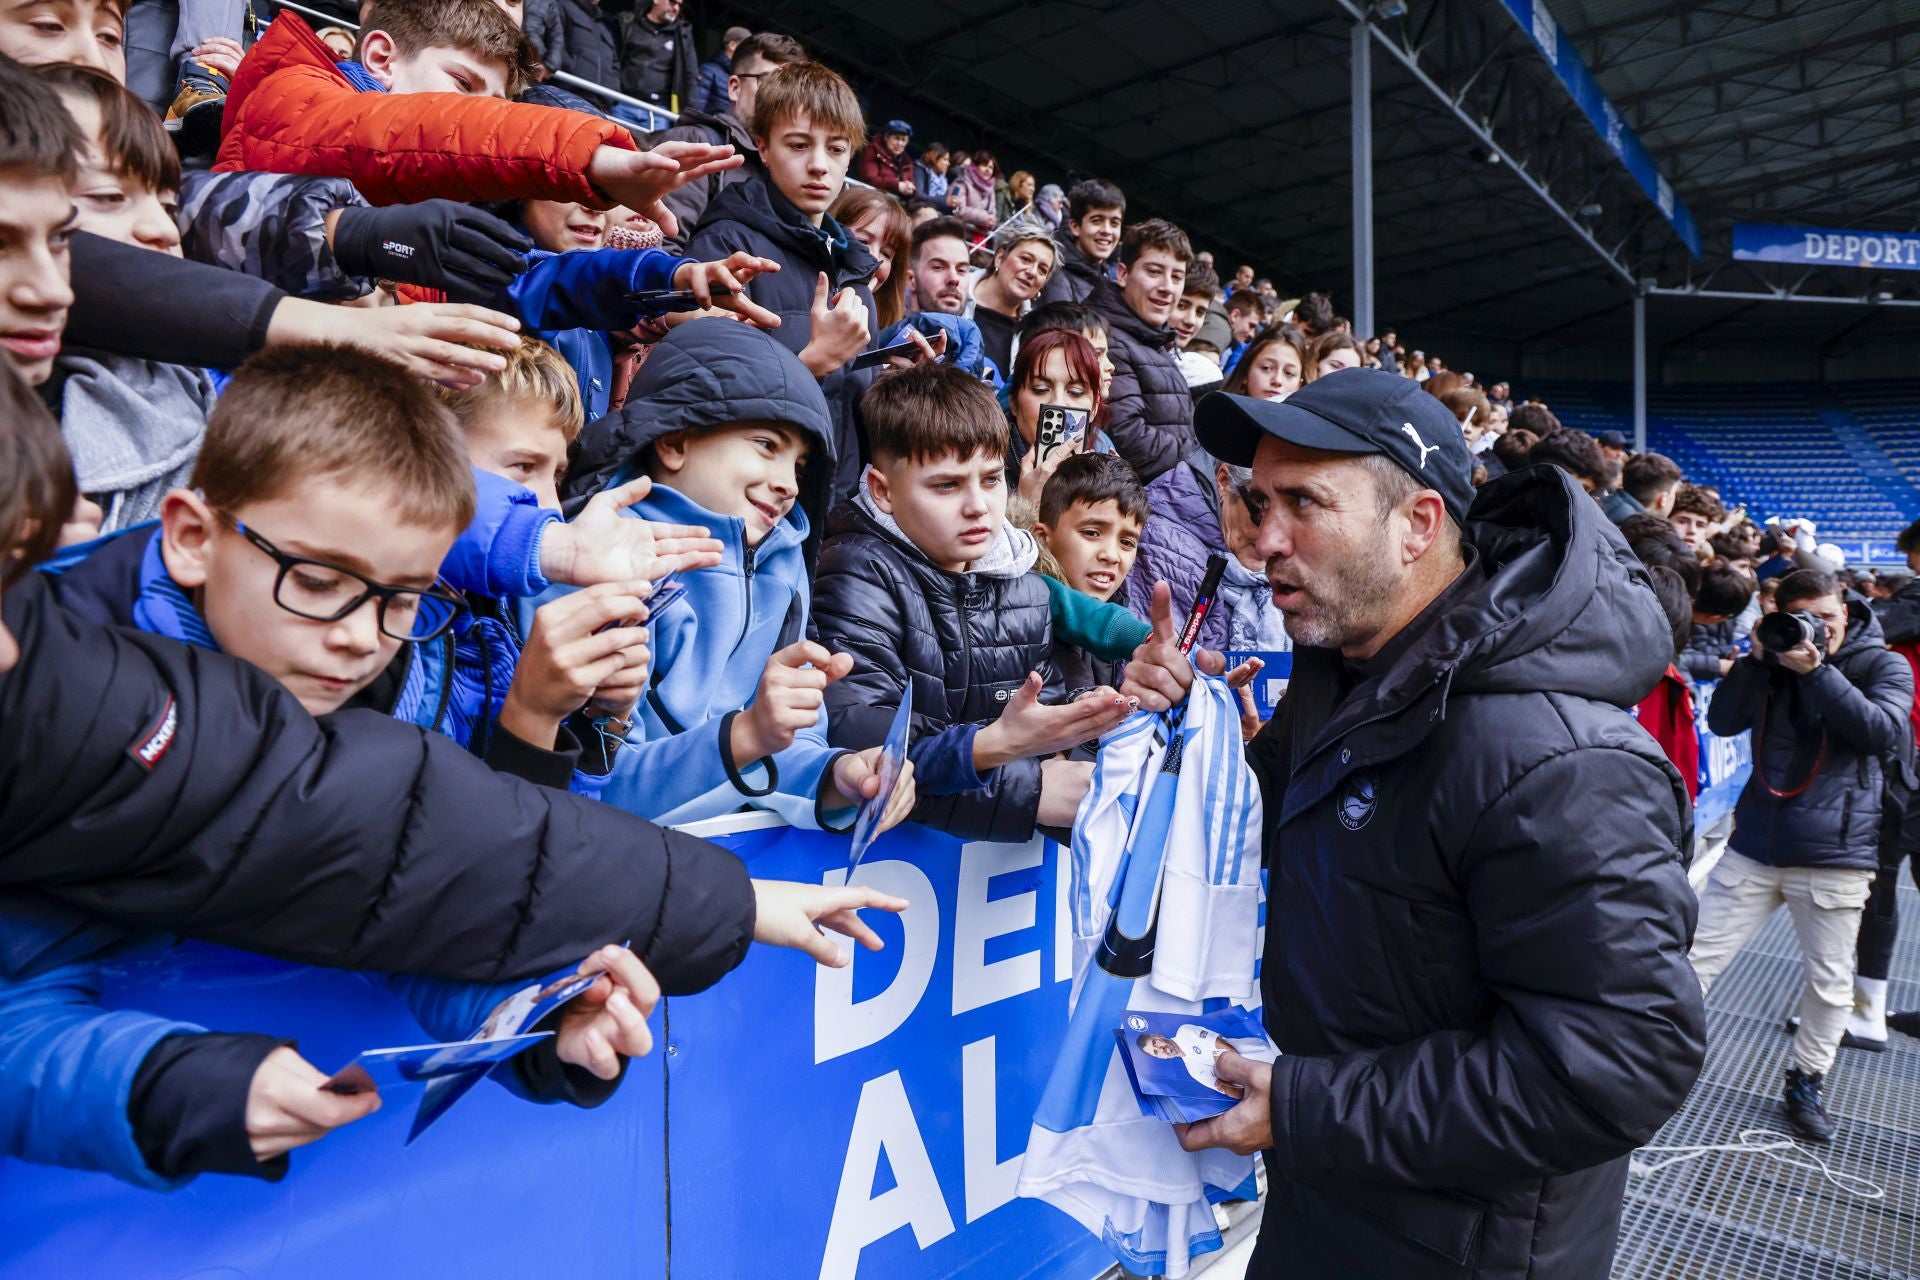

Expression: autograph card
xmin=845 ymin=697 xmax=912 ymax=873
xmin=1114 ymin=1007 xmax=1279 ymax=1124
xmin=323 ymin=1033 xmax=551 ymax=1096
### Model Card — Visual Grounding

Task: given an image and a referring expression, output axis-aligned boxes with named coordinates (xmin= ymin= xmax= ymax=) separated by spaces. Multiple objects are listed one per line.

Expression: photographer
xmin=1694 ymin=569 xmax=1914 ymax=1141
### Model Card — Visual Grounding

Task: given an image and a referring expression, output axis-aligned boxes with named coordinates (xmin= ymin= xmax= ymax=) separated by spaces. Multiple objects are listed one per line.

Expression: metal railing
xmin=265 ymin=0 xmax=679 ymax=133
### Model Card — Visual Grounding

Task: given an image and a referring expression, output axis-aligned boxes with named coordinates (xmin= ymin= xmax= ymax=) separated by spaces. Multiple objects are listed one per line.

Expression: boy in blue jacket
xmin=561 ymin=318 xmax=918 ymax=832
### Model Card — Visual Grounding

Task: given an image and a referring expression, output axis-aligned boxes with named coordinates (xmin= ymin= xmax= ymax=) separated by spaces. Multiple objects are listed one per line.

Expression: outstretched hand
xmin=251 ymin=1046 xmax=379 ymax=1162
xmin=831 ymin=750 xmax=917 ymax=834
xmin=587 ymin=142 xmax=744 ymax=239
xmin=673 ymin=252 xmax=782 ymax=329
xmin=552 ymin=944 xmax=663 ymax=1079
xmin=750 ymin=879 xmax=910 ymax=967
xmin=542 ymin=476 xmax=724 ymax=587
xmin=972 ymin=672 xmax=1135 ymax=770
xmin=1119 ymin=581 xmax=1228 ymax=712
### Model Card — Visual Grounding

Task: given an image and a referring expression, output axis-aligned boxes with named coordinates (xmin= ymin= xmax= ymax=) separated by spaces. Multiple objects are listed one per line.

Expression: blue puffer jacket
xmin=563 ymin=319 xmax=853 ymax=827
xmin=498 ymin=246 xmax=696 ymax=422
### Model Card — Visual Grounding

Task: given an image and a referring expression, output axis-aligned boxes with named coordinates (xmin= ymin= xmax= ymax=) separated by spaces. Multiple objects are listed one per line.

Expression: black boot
xmin=1783 ymin=1068 xmax=1836 ymax=1144
xmin=1890 ymin=1009 xmax=1920 ymax=1039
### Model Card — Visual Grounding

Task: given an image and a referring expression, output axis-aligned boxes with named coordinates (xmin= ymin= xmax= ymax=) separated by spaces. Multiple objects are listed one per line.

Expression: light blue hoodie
xmin=562 ymin=318 xmax=850 ymax=828
xmin=581 ymin=483 xmax=852 ymax=828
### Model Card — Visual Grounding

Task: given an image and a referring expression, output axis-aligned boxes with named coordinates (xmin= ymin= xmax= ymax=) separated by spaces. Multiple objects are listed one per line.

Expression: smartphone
xmin=849 ymin=340 xmax=924 ymax=371
xmin=1035 ymin=404 xmax=1090 ymax=465
xmin=628 ymin=286 xmax=734 ymax=314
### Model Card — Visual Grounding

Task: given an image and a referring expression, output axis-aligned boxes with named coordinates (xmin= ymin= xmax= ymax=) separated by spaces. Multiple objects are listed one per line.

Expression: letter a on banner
xmin=819 ymin=1071 xmax=957 ymax=1280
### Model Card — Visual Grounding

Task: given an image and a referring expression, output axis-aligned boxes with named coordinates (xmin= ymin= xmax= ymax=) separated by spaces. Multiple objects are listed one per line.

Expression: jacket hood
xmin=832 ymin=494 xmax=1040 ymax=581
xmin=1835 ymin=592 xmax=1888 ymax=660
xmin=1394 ymin=464 xmax=1674 ymax=710
xmin=701 ymin=175 xmax=878 ymax=288
xmin=221 ymin=12 xmax=339 ymax=136
xmin=562 ymin=317 xmax=835 ymax=516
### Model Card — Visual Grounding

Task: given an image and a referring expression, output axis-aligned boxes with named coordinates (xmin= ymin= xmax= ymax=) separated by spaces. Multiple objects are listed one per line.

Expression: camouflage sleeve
xmin=176 ymin=170 xmax=373 ymax=302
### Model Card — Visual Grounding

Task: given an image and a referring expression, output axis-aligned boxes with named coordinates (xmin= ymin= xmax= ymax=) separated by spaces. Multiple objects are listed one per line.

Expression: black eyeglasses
xmin=216 ymin=511 xmax=466 ymax=642
xmin=732 ymin=70 xmax=771 ymax=81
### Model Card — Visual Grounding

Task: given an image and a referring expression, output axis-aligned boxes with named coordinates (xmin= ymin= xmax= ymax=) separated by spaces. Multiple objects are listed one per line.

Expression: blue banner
xmin=1733 ymin=224 xmax=1920 ymax=272
xmin=0 ymin=821 xmax=1112 ymax=1280
xmin=1691 ymin=679 xmax=1752 ymax=833
xmin=1496 ymin=0 xmax=1701 ymax=256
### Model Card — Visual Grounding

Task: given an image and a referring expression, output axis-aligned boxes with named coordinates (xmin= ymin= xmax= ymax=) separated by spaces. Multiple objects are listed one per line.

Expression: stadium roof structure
xmin=715 ymin=0 xmax=1920 ymax=366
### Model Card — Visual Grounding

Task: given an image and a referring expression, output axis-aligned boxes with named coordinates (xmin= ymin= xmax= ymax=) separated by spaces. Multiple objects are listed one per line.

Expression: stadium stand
xmin=1529 ymin=380 xmax=1920 ymax=543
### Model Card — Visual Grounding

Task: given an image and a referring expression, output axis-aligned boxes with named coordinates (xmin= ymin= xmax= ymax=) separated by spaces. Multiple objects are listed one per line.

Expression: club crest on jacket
xmin=1337 ymin=771 xmax=1376 ymax=830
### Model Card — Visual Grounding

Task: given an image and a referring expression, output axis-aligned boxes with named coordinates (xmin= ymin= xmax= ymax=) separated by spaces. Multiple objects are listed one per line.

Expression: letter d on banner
xmin=815 ymin=860 xmax=939 ymax=1063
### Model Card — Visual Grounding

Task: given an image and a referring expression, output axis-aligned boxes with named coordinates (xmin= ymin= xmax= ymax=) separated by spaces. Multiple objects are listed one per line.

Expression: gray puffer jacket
xmin=1707 ymin=596 xmax=1914 ymax=871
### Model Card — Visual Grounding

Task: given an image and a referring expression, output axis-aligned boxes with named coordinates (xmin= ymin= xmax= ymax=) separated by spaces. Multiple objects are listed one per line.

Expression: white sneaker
xmin=1844 ymin=976 xmax=1889 ymax=1052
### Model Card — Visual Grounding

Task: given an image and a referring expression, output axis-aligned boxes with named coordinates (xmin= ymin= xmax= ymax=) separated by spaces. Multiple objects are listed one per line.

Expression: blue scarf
xmin=336 ymin=60 xmax=387 ymax=93
xmin=130 ymin=530 xmax=218 ymax=650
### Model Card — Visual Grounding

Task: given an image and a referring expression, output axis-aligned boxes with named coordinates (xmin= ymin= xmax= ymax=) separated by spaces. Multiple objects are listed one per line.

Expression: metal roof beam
xmin=1325 ymin=0 xmax=1636 ymax=285
xmin=1616 ymin=16 xmax=1920 ymax=116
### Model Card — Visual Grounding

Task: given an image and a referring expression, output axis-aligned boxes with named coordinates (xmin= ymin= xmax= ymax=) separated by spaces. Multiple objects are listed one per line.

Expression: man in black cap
xmin=1122 ymin=369 xmax=1706 ymax=1280
xmin=1597 ymin=428 xmax=1630 ymax=465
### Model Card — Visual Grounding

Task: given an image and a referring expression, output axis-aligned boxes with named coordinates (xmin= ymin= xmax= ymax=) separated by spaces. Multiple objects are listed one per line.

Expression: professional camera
xmin=1756 ymin=609 xmax=1828 ymax=655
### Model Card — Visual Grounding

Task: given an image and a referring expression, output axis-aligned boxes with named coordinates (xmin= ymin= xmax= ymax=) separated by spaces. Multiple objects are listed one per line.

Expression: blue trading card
xmin=1219 ymin=650 xmax=1295 ymax=720
xmin=1114 ymin=1008 xmax=1280 ymax=1123
xmin=846 ymin=697 xmax=913 ymax=873
xmin=648 ymin=571 xmax=687 ymax=615
xmin=322 ymin=1032 xmax=552 ymax=1096
xmin=406 ymin=962 xmax=614 ymax=1143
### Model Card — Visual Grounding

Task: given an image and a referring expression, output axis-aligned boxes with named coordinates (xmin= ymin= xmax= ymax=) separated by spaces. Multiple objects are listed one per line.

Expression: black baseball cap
xmin=1195 ymin=368 xmax=1475 ymax=525
xmin=1597 ymin=429 xmax=1628 ymax=448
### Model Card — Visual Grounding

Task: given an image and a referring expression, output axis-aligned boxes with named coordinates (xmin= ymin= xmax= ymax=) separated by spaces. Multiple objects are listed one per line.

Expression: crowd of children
xmin=0 ymin=0 xmax=1250 ymax=1191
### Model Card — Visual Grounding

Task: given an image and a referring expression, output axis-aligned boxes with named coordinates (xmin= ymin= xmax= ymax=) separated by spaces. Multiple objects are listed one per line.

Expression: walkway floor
xmin=1613 ymin=881 xmax=1920 ymax=1280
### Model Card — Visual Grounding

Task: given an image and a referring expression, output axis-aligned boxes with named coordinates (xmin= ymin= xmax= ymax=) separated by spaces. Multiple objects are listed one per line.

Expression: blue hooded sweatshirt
xmin=562 ymin=318 xmax=854 ymax=828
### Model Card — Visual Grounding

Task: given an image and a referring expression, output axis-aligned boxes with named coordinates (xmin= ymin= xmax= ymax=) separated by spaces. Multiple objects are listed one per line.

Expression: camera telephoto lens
xmin=1756 ymin=610 xmax=1818 ymax=653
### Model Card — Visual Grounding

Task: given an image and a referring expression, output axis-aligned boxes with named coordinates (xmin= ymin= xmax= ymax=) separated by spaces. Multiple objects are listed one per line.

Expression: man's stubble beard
xmin=1269 ymin=523 xmax=1402 ymax=651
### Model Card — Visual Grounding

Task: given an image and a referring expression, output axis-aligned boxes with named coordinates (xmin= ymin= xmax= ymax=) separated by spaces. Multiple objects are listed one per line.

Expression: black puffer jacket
xmin=551 ymin=0 xmax=620 ymax=89
xmin=648 ymin=107 xmax=755 ymax=250
xmin=809 ymin=500 xmax=1056 ymax=843
xmin=1036 ymin=235 xmax=1107 ymax=306
xmin=1245 ymin=466 xmax=1705 ymax=1280
xmin=689 ymin=175 xmax=880 ymax=503
xmin=1089 ymin=278 xmax=1195 ymax=481
xmin=1707 ymin=596 xmax=1913 ymax=872
xmin=0 ymin=574 xmax=755 ymax=994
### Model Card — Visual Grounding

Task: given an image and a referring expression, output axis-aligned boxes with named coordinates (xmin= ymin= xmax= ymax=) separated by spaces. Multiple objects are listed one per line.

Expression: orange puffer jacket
xmin=215 ymin=12 xmax=636 ymax=207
